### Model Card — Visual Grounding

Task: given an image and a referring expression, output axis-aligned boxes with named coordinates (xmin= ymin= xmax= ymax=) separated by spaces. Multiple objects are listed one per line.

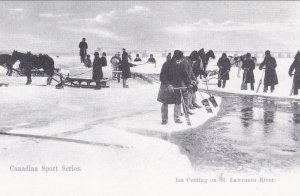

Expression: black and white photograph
xmin=0 ymin=1 xmax=300 ymax=195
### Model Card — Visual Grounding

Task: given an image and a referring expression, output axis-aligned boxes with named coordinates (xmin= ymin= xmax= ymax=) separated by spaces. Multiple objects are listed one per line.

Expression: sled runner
xmin=197 ymin=89 xmax=213 ymax=113
xmin=56 ymin=77 xmax=109 ymax=89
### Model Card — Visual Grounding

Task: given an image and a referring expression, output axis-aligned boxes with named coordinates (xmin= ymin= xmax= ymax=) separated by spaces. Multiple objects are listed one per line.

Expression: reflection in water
xmin=292 ymin=102 xmax=300 ymax=141
xmin=263 ymin=100 xmax=276 ymax=135
xmin=168 ymin=91 xmax=300 ymax=172
xmin=240 ymin=96 xmax=254 ymax=128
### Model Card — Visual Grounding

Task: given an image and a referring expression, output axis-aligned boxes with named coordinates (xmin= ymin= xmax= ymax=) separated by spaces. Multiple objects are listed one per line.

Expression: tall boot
xmin=217 ymin=80 xmax=221 ymax=88
xmin=222 ymin=80 xmax=226 ymax=88
xmin=26 ymin=76 xmax=31 ymax=85
xmin=123 ymin=79 xmax=128 ymax=88
xmin=250 ymin=83 xmax=254 ymax=91
xmin=263 ymin=86 xmax=267 ymax=93
xmin=122 ymin=79 xmax=125 ymax=88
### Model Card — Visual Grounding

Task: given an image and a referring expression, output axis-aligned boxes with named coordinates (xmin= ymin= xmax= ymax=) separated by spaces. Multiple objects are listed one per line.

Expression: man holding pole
xmin=259 ymin=50 xmax=278 ymax=93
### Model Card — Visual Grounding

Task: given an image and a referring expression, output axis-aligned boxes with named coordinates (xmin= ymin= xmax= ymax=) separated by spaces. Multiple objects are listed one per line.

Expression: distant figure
xmin=79 ymin=38 xmax=88 ymax=63
xmin=147 ymin=54 xmax=156 ymax=64
xmin=217 ymin=53 xmax=231 ymax=88
xmin=92 ymin=52 xmax=107 ymax=90
xmin=259 ymin=50 xmax=278 ymax=93
xmin=84 ymin=54 xmax=92 ymax=68
xmin=289 ymin=51 xmax=300 ymax=95
xmin=241 ymin=53 xmax=255 ymax=91
xmin=134 ymin=54 xmax=142 ymax=62
xmin=166 ymin=52 xmax=171 ymax=62
xmin=121 ymin=48 xmax=132 ymax=88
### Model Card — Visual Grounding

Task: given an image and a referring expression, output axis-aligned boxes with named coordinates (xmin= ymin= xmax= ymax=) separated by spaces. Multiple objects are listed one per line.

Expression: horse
xmin=0 ymin=54 xmax=17 ymax=76
xmin=11 ymin=50 xmax=55 ymax=85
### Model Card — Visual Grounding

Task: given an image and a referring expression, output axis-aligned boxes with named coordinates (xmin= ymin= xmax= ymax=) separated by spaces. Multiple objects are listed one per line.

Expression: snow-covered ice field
xmin=1 ymin=53 xmax=300 ymax=196
xmin=0 ymin=54 xmax=223 ymax=195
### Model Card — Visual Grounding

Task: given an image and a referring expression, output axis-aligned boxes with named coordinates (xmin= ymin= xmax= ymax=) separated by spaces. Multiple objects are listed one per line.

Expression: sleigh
xmin=56 ymin=76 xmax=109 ymax=89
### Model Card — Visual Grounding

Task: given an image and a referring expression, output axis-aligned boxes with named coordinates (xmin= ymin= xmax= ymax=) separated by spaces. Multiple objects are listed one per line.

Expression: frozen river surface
xmin=169 ymin=91 xmax=300 ymax=173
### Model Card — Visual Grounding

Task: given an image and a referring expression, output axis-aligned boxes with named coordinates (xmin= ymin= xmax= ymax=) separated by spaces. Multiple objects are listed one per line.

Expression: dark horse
xmin=198 ymin=49 xmax=216 ymax=78
xmin=0 ymin=54 xmax=17 ymax=76
xmin=11 ymin=50 xmax=55 ymax=85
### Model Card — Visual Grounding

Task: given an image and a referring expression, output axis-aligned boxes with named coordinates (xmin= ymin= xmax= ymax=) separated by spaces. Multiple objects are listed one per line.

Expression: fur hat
xmin=172 ymin=50 xmax=183 ymax=61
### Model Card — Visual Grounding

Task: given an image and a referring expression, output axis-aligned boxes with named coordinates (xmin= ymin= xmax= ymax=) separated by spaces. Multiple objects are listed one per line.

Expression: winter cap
xmin=265 ymin=50 xmax=271 ymax=55
xmin=172 ymin=50 xmax=183 ymax=61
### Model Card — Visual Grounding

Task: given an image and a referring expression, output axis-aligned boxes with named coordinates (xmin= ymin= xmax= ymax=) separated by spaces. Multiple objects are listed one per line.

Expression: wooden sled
xmin=63 ymin=77 xmax=109 ymax=88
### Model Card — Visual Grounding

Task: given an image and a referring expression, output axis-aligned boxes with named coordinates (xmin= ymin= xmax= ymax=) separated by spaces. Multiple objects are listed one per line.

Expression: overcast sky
xmin=1 ymin=1 xmax=300 ymax=54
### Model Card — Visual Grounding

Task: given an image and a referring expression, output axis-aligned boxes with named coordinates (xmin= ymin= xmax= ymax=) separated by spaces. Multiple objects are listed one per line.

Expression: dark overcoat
xmin=157 ymin=60 xmax=190 ymax=104
xmin=121 ymin=51 xmax=132 ymax=79
xmin=217 ymin=57 xmax=231 ymax=80
xmin=289 ymin=59 xmax=300 ymax=90
xmin=242 ymin=58 xmax=255 ymax=83
xmin=259 ymin=57 xmax=278 ymax=86
xmin=93 ymin=56 xmax=107 ymax=80
xmin=79 ymin=41 xmax=88 ymax=57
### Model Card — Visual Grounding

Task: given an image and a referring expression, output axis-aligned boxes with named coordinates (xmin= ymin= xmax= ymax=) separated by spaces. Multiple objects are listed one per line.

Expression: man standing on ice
xmin=241 ymin=53 xmax=255 ymax=91
xmin=92 ymin=52 xmax=107 ymax=90
xmin=259 ymin=50 xmax=278 ymax=93
xmin=79 ymin=38 xmax=88 ymax=63
xmin=217 ymin=53 xmax=231 ymax=88
xmin=121 ymin=48 xmax=132 ymax=88
xmin=157 ymin=50 xmax=191 ymax=125
xmin=289 ymin=51 xmax=300 ymax=95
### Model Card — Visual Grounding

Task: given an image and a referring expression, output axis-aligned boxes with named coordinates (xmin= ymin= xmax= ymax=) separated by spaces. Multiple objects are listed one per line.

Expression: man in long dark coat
xmin=92 ymin=52 xmax=107 ymax=89
xmin=79 ymin=38 xmax=88 ymax=63
xmin=259 ymin=50 xmax=278 ymax=93
xmin=217 ymin=53 xmax=231 ymax=88
xmin=241 ymin=53 xmax=255 ymax=90
xmin=289 ymin=51 xmax=300 ymax=95
xmin=121 ymin=48 xmax=132 ymax=88
xmin=157 ymin=50 xmax=191 ymax=125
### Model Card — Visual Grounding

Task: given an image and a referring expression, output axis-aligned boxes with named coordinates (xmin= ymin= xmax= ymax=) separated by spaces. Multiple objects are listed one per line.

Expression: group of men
xmin=216 ymin=50 xmax=281 ymax=93
xmin=157 ymin=48 xmax=300 ymax=124
xmin=157 ymin=49 xmax=209 ymax=125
